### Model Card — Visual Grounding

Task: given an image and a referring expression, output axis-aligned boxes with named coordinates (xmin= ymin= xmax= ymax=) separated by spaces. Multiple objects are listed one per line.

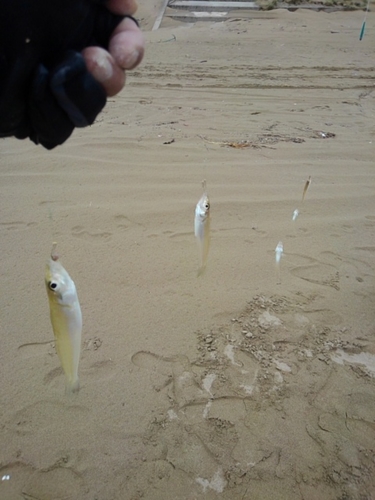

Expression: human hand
xmin=83 ymin=0 xmax=144 ymax=96
xmin=0 ymin=0 xmax=145 ymax=149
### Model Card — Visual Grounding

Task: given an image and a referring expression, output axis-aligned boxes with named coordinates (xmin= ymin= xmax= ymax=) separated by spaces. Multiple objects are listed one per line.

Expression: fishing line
xmin=47 ymin=206 xmax=59 ymax=250
xmin=359 ymin=0 xmax=371 ymax=40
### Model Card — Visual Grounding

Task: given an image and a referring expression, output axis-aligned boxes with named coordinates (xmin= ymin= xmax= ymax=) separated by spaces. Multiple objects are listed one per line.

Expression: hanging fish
xmin=275 ymin=241 xmax=283 ymax=264
xmin=292 ymin=208 xmax=299 ymax=221
xmin=45 ymin=243 xmax=82 ymax=394
xmin=194 ymin=180 xmax=211 ymax=276
xmin=302 ymin=175 xmax=311 ymax=203
xmin=275 ymin=241 xmax=283 ymax=285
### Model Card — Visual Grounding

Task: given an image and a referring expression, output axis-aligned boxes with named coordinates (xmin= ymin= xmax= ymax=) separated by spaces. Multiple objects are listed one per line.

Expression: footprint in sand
xmin=5 ymin=401 xmax=88 ymax=436
xmin=292 ymin=264 xmax=340 ymax=290
xmin=289 ymin=253 xmax=340 ymax=290
xmin=82 ymin=359 xmax=116 ymax=383
xmin=131 ymin=351 xmax=196 ymax=397
xmin=132 ymin=369 xmax=249 ymax=490
xmin=132 ymin=347 xmax=259 ymax=409
xmin=168 ymin=231 xmax=192 ymax=240
xmin=43 ymin=366 xmax=64 ymax=387
xmin=43 ymin=358 xmax=116 ymax=391
xmin=128 ymin=295 xmax=374 ymax=497
xmin=113 ymin=214 xmax=142 ymax=231
xmin=17 ymin=341 xmax=67 ymax=390
xmin=146 ymin=230 xmax=191 ymax=240
xmin=130 ymin=343 xmax=272 ymax=493
xmin=0 ymin=462 xmax=35 ymax=499
xmin=0 ymin=221 xmax=37 ymax=231
xmin=0 ymin=462 xmax=84 ymax=500
xmin=321 ymin=250 xmax=374 ymax=284
xmin=131 ymin=350 xmax=184 ymax=375
xmin=83 ymin=336 xmax=103 ymax=352
xmin=71 ymin=225 xmax=112 ymax=241
xmin=22 ymin=467 xmax=85 ymax=500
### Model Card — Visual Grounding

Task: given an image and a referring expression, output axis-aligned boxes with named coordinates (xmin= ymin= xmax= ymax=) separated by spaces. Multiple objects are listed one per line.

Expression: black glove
xmin=0 ymin=0 xmax=133 ymax=149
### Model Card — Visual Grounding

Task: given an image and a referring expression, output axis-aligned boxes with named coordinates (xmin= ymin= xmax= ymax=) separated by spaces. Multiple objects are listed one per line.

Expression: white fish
xmin=275 ymin=241 xmax=283 ymax=264
xmin=292 ymin=208 xmax=299 ymax=221
xmin=45 ymin=243 xmax=82 ymax=394
xmin=275 ymin=241 xmax=283 ymax=284
xmin=195 ymin=180 xmax=211 ymax=276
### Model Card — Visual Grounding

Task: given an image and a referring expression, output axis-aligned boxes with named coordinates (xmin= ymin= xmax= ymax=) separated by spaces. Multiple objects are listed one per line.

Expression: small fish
xmin=302 ymin=175 xmax=311 ymax=203
xmin=45 ymin=243 xmax=82 ymax=394
xmin=292 ymin=208 xmax=299 ymax=221
xmin=275 ymin=241 xmax=283 ymax=264
xmin=194 ymin=180 xmax=211 ymax=276
xmin=275 ymin=241 xmax=283 ymax=285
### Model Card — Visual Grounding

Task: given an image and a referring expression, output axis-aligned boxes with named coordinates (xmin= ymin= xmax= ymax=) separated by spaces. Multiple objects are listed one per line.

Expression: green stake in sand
xmin=359 ymin=0 xmax=370 ymax=40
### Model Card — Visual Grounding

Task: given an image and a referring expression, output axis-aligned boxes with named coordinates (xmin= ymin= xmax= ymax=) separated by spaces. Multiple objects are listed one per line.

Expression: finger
xmin=106 ymin=0 xmax=138 ymax=16
xmin=82 ymin=47 xmax=125 ymax=96
xmin=109 ymin=17 xmax=144 ymax=70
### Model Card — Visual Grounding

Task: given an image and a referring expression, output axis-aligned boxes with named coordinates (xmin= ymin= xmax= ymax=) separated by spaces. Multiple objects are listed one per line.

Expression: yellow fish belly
xmin=49 ymin=299 xmax=82 ymax=393
xmin=46 ymin=253 xmax=82 ymax=394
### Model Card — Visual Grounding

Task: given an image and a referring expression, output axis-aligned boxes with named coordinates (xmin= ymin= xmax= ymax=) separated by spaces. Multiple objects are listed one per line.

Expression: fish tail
xmin=197 ymin=265 xmax=206 ymax=277
xmin=200 ymin=219 xmax=210 ymax=273
xmin=276 ymin=266 xmax=281 ymax=285
xmin=197 ymin=240 xmax=209 ymax=276
xmin=65 ymin=377 xmax=80 ymax=396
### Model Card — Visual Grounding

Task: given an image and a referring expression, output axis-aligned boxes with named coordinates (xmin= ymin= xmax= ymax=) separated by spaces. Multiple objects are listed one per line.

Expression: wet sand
xmin=1 ymin=7 xmax=375 ymax=500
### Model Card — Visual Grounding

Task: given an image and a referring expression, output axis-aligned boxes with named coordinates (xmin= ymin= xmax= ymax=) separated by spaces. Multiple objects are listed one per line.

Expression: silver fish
xmin=292 ymin=208 xmax=299 ymax=221
xmin=194 ymin=180 xmax=211 ymax=276
xmin=275 ymin=241 xmax=283 ymax=264
xmin=275 ymin=241 xmax=283 ymax=285
xmin=45 ymin=243 xmax=82 ymax=394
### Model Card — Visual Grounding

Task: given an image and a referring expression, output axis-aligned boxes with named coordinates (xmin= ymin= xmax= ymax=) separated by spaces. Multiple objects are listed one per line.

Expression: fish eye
xmin=48 ymin=281 xmax=58 ymax=291
xmin=205 ymin=202 xmax=210 ymax=209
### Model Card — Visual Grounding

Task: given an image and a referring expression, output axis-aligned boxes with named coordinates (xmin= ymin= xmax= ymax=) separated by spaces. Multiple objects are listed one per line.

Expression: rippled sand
xmin=1 ymin=7 xmax=374 ymax=499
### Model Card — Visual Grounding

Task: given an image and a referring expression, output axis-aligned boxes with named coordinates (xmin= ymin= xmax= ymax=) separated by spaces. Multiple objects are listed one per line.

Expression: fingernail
xmin=123 ymin=50 xmax=141 ymax=70
xmin=91 ymin=53 xmax=113 ymax=82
